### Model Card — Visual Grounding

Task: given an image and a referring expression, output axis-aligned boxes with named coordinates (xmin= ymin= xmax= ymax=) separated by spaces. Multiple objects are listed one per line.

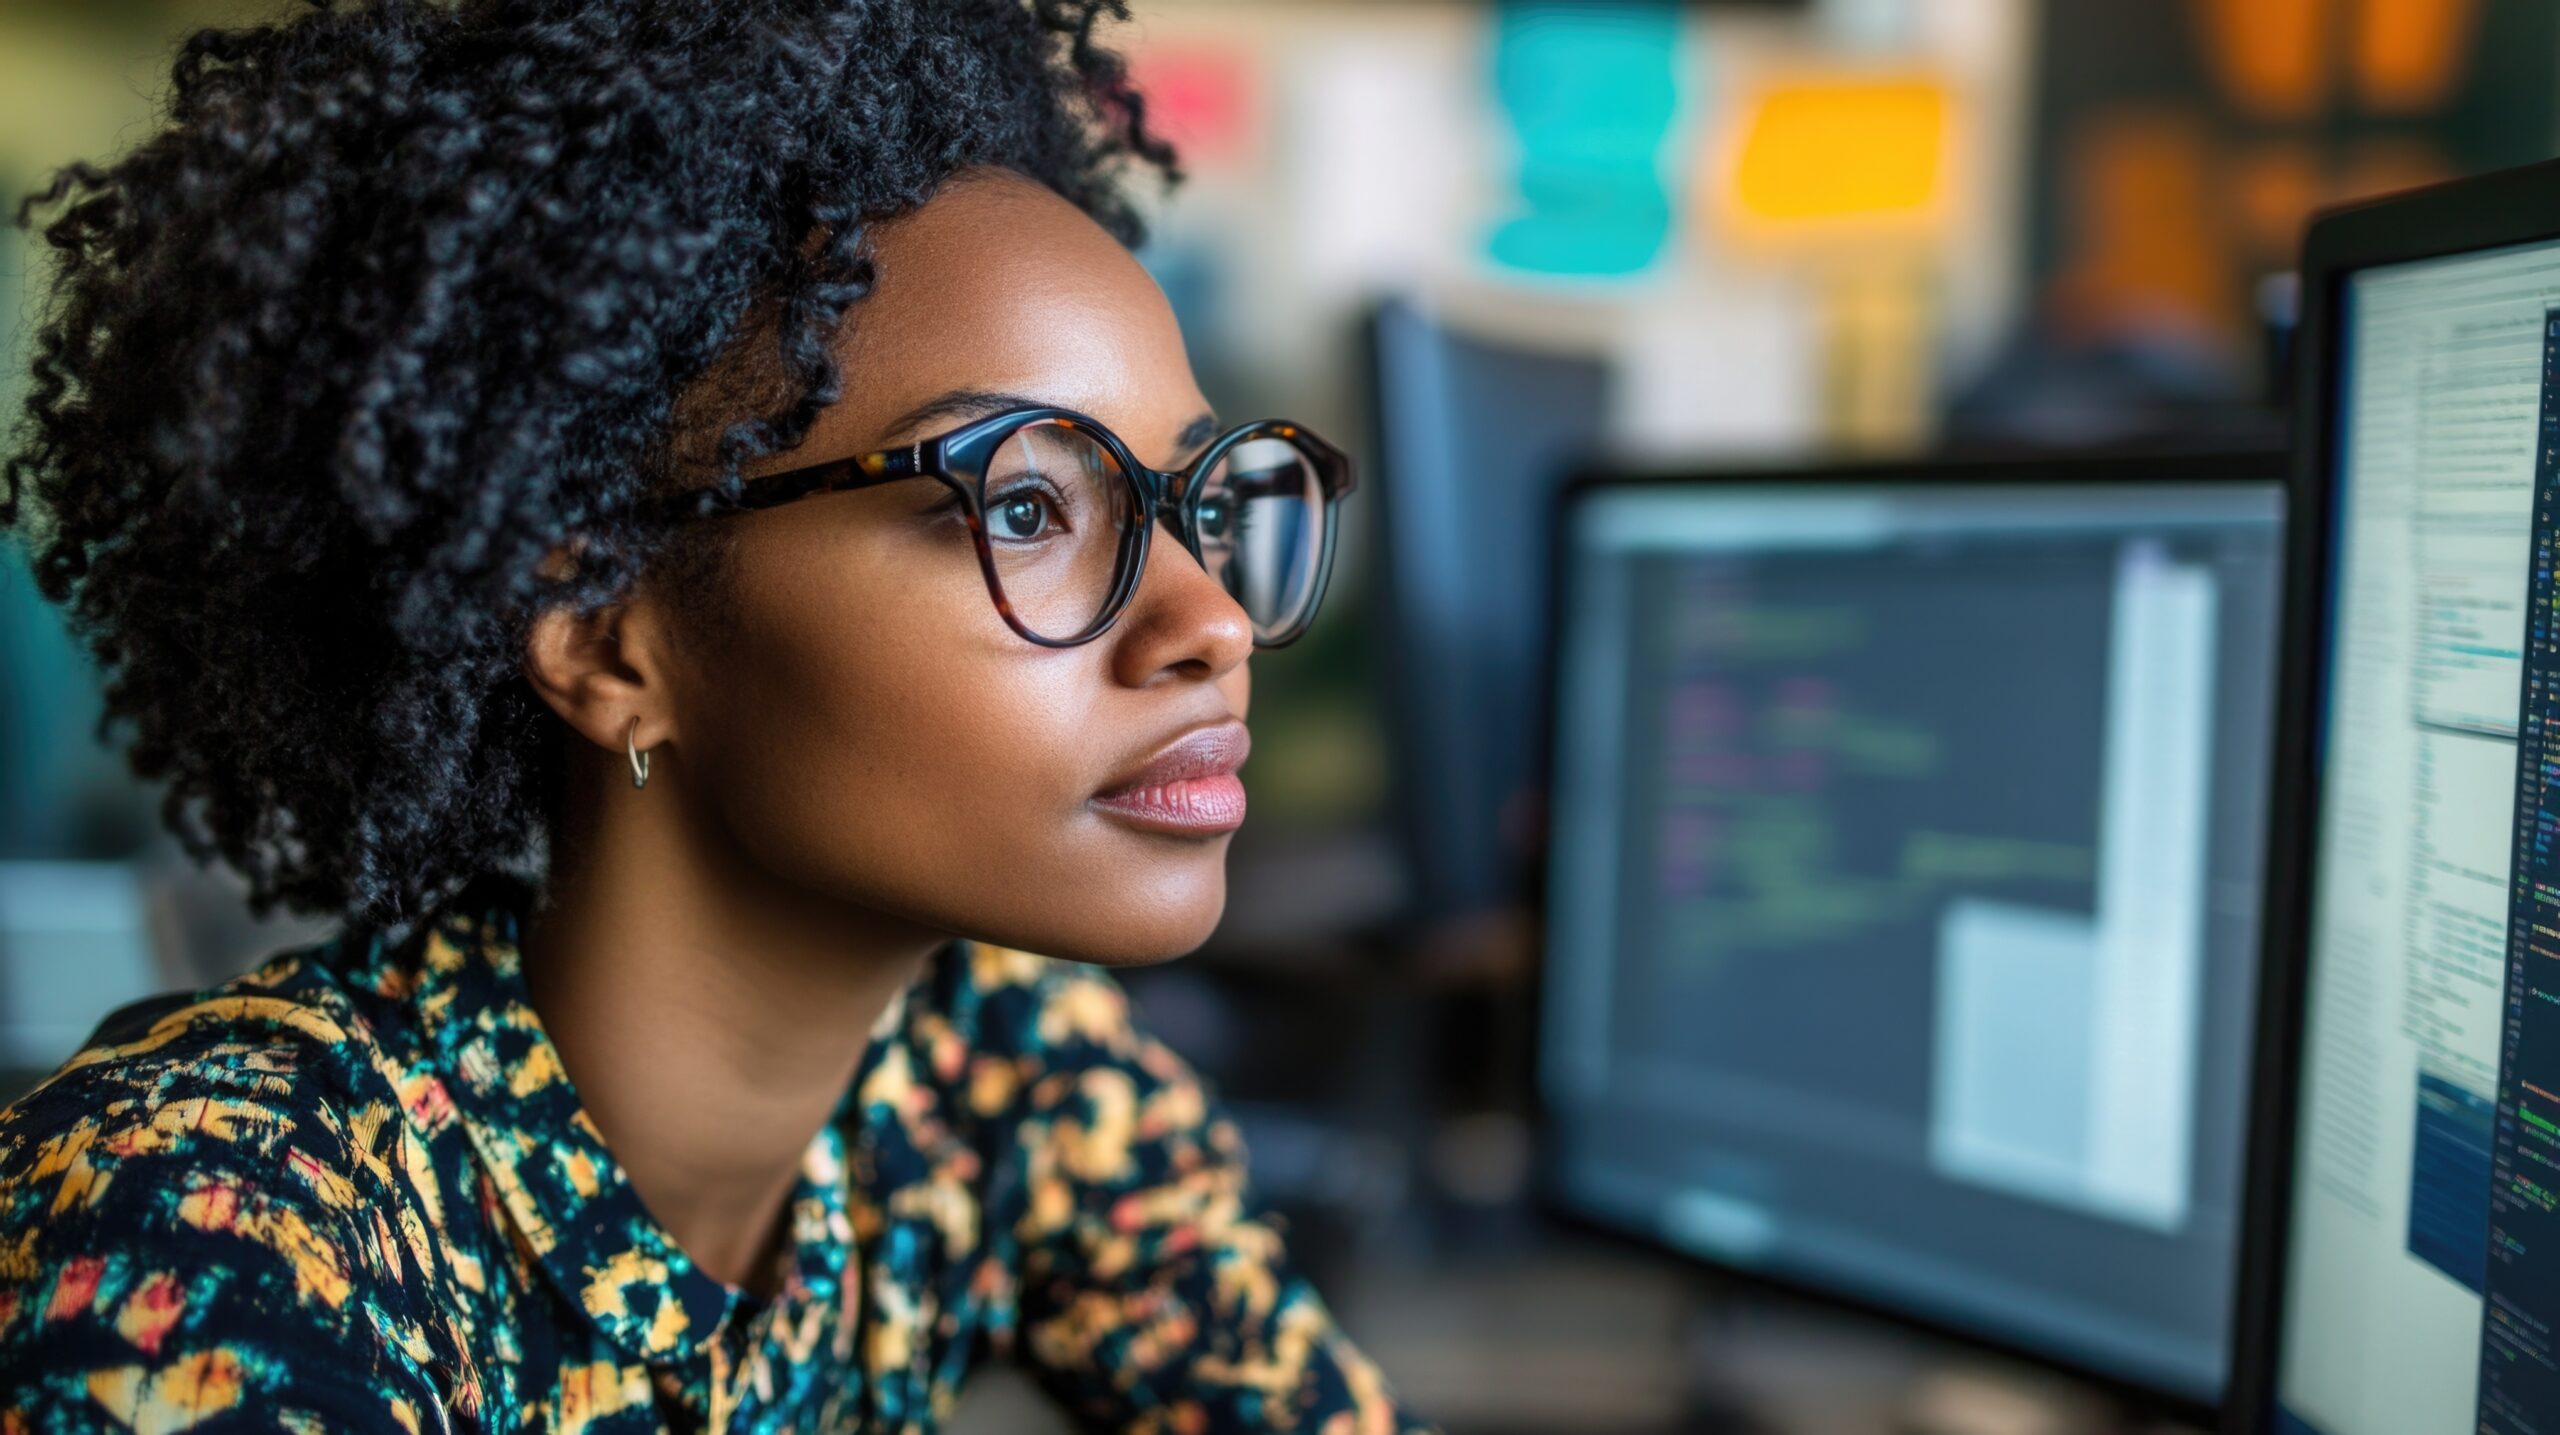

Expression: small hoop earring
xmin=625 ymin=715 xmax=651 ymax=790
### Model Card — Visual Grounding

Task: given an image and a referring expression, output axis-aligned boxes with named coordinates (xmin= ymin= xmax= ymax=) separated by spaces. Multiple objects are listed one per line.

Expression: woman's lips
xmin=1089 ymin=772 xmax=1248 ymax=834
xmin=1091 ymin=722 xmax=1249 ymax=835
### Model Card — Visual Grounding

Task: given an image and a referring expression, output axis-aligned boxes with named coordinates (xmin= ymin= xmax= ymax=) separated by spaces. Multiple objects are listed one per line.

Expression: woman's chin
xmin=1041 ymin=908 xmax=1226 ymax=967
xmin=971 ymin=883 xmax=1228 ymax=967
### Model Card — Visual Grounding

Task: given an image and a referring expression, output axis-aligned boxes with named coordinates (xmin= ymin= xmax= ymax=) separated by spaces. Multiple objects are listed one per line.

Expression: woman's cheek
xmin=697 ymin=522 xmax=1234 ymax=959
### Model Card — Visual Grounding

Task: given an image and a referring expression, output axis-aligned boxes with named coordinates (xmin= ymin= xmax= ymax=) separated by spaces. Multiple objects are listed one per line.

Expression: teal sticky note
xmin=1487 ymin=0 xmax=1685 ymax=277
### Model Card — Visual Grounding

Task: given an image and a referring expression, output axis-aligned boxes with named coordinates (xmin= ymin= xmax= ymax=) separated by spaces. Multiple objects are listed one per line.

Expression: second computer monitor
xmin=1538 ymin=457 xmax=2286 ymax=1412
xmin=2237 ymin=158 xmax=2560 ymax=1435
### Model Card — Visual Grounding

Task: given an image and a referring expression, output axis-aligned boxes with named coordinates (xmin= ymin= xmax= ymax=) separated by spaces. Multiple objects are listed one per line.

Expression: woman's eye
xmin=1199 ymin=501 xmax=1231 ymax=541
xmin=989 ymin=490 xmax=1060 ymax=542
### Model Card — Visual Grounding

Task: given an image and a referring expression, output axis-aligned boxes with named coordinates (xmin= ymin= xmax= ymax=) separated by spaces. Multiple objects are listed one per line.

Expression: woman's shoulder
xmin=0 ymin=936 xmax=459 ymax=1422
xmin=0 ymin=935 xmax=384 ymax=1143
xmin=0 ymin=935 xmax=414 ymax=1306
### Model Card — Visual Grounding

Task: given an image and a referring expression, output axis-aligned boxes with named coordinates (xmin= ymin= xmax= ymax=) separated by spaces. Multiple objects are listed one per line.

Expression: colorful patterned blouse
xmin=0 ymin=871 xmax=1435 ymax=1434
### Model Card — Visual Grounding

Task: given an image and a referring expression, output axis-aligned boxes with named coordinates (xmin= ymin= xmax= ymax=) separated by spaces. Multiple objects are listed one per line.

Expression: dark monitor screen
xmin=1539 ymin=467 xmax=2285 ymax=1409
xmin=1367 ymin=299 xmax=1611 ymax=919
xmin=2265 ymin=223 xmax=2560 ymax=1435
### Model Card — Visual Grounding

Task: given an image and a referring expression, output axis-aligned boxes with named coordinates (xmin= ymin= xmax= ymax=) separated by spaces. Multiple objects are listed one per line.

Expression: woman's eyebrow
xmin=883 ymin=388 xmax=1223 ymax=460
xmin=881 ymin=388 xmax=1048 ymax=436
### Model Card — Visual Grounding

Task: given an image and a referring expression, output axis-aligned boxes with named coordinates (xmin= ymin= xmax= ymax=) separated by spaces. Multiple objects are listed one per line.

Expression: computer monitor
xmin=1537 ymin=455 xmax=2287 ymax=1416
xmin=1366 ymin=298 xmax=1612 ymax=920
xmin=2233 ymin=159 xmax=2560 ymax=1435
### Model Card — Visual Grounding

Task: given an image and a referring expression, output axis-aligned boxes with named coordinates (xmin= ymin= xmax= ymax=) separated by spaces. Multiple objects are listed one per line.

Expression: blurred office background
xmin=2 ymin=2 xmax=2554 ymax=1432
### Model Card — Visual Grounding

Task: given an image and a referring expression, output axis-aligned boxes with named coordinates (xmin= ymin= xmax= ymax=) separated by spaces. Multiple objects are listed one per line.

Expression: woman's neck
xmin=518 ymin=773 xmax=945 ymax=1295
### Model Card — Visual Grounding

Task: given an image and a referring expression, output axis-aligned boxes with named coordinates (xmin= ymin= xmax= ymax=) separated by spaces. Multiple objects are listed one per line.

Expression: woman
xmin=0 ymin=1 xmax=1431 ymax=1431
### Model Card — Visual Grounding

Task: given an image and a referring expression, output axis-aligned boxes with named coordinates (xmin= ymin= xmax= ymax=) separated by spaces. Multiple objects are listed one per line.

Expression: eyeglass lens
xmin=978 ymin=419 xmax=1141 ymax=642
xmin=976 ymin=419 xmax=1330 ymax=644
xmin=1195 ymin=434 xmax=1326 ymax=640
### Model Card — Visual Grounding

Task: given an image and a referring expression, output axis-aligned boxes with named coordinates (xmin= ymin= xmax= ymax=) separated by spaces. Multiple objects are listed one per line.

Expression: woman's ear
xmin=521 ymin=588 xmax=678 ymax=758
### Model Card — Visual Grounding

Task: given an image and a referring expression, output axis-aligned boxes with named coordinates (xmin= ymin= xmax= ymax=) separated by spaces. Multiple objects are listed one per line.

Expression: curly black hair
xmin=3 ymin=0 xmax=1179 ymax=937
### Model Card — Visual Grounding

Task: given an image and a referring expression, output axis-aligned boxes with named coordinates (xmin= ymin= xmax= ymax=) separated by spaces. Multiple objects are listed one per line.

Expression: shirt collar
xmin=398 ymin=871 xmax=872 ymax=1371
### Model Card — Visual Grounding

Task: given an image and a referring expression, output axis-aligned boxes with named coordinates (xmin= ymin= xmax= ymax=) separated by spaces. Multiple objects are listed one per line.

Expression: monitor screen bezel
xmin=1530 ymin=448 xmax=2289 ymax=1428
xmin=2225 ymin=156 xmax=2560 ymax=1435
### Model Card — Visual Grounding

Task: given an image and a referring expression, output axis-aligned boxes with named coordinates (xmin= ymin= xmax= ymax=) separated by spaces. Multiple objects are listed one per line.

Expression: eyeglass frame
xmin=648 ymin=404 xmax=1357 ymax=649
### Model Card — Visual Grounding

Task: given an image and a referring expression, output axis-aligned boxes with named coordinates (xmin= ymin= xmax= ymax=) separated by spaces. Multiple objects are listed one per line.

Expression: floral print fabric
xmin=0 ymin=871 xmax=1434 ymax=1434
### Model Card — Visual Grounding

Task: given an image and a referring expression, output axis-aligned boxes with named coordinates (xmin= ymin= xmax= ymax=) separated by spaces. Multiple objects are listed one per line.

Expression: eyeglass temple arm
xmin=854 ymin=443 xmax=927 ymax=480
xmin=742 ymin=442 xmax=929 ymax=507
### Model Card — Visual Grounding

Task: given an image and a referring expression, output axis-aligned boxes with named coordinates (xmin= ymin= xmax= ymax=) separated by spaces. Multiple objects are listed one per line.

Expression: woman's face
xmin=648 ymin=169 xmax=1252 ymax=964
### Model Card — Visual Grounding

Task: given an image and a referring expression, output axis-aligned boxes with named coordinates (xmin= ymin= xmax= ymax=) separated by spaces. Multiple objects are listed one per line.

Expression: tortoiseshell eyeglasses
xmin=654 ymin=405 xmax=1356 ymax=649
